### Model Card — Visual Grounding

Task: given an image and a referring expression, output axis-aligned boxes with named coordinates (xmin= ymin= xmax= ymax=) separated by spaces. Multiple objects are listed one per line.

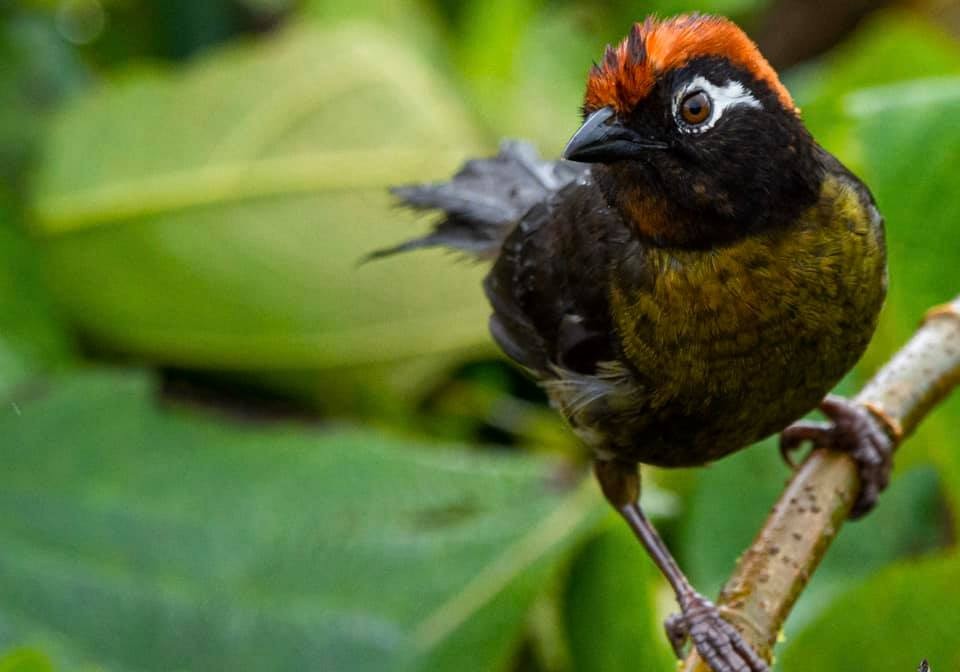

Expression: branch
xmin=682 ymin=295 xmax=960 ymax=671
xmin=752 ymin=0 xmax=894 ymax=70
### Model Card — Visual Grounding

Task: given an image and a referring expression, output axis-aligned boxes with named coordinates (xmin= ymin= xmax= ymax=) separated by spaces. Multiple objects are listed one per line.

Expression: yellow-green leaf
xmin=31 ymin=25 xmax=492 ymax=373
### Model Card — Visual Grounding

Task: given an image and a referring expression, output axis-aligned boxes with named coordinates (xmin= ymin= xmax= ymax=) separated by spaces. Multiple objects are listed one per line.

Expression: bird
xmin=377 ymin=14 xmax=891 ymax=672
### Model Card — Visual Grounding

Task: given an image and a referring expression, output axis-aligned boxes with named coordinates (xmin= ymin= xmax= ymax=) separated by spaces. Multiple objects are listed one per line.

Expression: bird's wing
xmin=372 ymin=140 xmax=587 ymax=260
xmin=483 ymin=175 xmax=628 ymax=376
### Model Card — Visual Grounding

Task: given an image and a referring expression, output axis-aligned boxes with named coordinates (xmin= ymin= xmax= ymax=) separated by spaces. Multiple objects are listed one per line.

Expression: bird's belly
xmin=564 ymin=321 xmax=869 ymax=468
xmin=594 ymin=219 xmax=886 ymax=466
xmin=639 ymin=326 xmax=864 ymax=466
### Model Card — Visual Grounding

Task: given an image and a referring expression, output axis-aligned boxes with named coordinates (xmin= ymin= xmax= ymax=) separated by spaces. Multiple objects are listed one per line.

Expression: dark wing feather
xmin=484 ymin=176 xmax=625 ymax=376
xmin=371 ymin=140 xmax=587 ymax=260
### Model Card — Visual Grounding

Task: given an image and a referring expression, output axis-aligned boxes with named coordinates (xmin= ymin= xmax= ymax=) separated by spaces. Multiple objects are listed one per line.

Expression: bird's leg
xmin=594 ymin=459 xmax=769 ymax=672
xmin=780 ymin=394 xmax=897 ymax=518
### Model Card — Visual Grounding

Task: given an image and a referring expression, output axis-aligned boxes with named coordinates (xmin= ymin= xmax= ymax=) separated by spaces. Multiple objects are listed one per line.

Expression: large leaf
xmin=30 ymin=25 xmax=491 ymax=376
xmin=301 ymin=0 xmax=447 ymax=66
xmin=779 ymin=554 xmax=960 ymax=671
xmin=0 ymin=370 xmax=604 ymax=671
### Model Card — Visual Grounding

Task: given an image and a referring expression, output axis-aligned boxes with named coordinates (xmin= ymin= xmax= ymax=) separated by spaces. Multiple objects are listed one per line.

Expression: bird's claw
xmin=780 ymin=394 xmax=894 ymax=518
xmin=778 ymin=419 xmax=831 ymax=468
xmin=664 ymin=612 xmax=689 ymax=659
xmin=664 ymin=593 xmax=768 ymax=672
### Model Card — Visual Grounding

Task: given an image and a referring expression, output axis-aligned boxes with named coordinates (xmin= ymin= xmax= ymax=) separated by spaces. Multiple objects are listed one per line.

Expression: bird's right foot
xmin=780 ymin=395 xmax=896 ymax=518
xmin=665 ymin=592 xmax=769 ymax=672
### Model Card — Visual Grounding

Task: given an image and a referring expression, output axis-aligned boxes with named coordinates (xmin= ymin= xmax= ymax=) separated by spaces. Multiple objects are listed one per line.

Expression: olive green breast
xmin=605 ymin=173 xmax=887 ymax=466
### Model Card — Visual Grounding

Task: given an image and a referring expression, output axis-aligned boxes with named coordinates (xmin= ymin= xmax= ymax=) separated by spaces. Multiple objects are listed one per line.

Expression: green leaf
xmin=0 ymin=11 xmax=90 ymax=186
xmin=563 ymin=520 xmax=675 ymax=672
xmin=679 ymin=438 xmax=787 ymax=598
xmin=778 ymin=554 xmax=960 ymax=671
xmin=495 ymin=5 xmax=601 ymax=156
xmin=30 ymin=25 xmax=492 ymax=375
xmin=300 ymin=0 xmax=451 ymax=70
xmin=0 ymin=370 xmax=603 ymax=671
xmin=452 ymin=0 xmax=544 ymax=104
xmin=793 ymin=11 xmax=960 ymax=166
xmin=0 ymin=649 xmax=53 ymax=672
xmin=0 ymin=197 xmax=73 ymax=392
xmin=796 ymin=11 xmax=960 ymax=106
xmin=620 ymin=0 xmax=768 ymax=18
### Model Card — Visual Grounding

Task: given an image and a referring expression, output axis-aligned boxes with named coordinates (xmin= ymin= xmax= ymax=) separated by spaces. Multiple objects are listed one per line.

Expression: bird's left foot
xmin=780 ymin=395 xmax=896 ymax=518
xmin=664 ymin=592 xmax=769 ymax=672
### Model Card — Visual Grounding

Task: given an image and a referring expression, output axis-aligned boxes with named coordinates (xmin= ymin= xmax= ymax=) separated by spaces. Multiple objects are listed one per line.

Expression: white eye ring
xmin=673 ymin=76 xmax=761 ymax=133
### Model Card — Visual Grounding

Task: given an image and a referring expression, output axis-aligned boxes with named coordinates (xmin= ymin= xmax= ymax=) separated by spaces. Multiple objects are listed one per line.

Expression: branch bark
xmin=682 ymin=295 xmax=960 ymax=671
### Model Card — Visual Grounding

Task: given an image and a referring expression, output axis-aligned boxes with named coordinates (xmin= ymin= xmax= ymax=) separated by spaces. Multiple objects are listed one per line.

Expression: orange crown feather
xmin=584 ymin=15 xmax=796 ymax=116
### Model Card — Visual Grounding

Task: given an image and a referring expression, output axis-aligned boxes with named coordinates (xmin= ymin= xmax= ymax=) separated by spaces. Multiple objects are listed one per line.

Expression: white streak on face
xmin=673 ymin=76 xmax=762 ymax=134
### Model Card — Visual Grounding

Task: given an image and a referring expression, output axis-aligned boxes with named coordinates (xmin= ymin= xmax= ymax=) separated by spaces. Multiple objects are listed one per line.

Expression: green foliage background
xmin=2 ymin=0 xmax=960 ymax=670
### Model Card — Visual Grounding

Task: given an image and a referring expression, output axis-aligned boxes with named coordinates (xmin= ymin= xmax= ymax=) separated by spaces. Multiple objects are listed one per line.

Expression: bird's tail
xmin=370 ymin=140 xmax=585 ymax=261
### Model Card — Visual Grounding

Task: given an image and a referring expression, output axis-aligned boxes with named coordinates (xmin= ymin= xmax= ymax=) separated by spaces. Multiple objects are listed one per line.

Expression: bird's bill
xmin=563 ymin=106 xmax=667 ymax=163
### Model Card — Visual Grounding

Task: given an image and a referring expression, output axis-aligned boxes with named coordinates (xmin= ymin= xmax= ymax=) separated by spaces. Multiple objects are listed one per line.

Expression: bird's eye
xmin=680 ymin=91 xmax=712 ymax=126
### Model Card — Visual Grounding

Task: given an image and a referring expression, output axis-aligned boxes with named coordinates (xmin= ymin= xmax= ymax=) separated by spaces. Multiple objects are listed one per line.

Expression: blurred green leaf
xmin=793 ymin=11 xmax=960 ymax=164
xmin=0 ymin=342 xmax=30 ymax=394
xmin=31 ymin=25 xmax=493 ymax=379
xmin=0 ymin=369 xmax=604 ymax=671
xmin=779 ymin=554 xmax=960 ymax=671
xmin=563 ymin=520 xmax=675 ymax=672
xmin=794 ymin=11 xmax=960 ymax=108
xmin=301 ymin=0 xmax=448 ymax=66
xmin=0 ymin=12 xmax=90 ymax=186
xmin=453 ymin=0 xmax=544 ymax=100
xmin=600 ymin=0 xmax=769 ymax=22
xmin=149 ymin=0 xmax=245 ymax=60
xmin=679 ymin=438 xmax=785 ymax=598
xmin=0 ymin=649 xmax=52 ymax=672
xmin=240 ymin=0 xmax=297 ymax=13
xmin=0 ymin=198 xmax=73 ymax=392
xmin=495 ymin=5 xmax=598 ymax=156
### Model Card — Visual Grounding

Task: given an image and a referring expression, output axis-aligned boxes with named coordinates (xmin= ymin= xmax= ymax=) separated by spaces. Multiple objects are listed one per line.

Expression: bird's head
xmin=566 ymin=15 xmax=823 ymax=247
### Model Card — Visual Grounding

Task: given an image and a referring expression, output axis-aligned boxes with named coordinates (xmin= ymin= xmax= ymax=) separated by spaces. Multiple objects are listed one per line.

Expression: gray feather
xmin=370 ymin=140 xmax=587 ymax=261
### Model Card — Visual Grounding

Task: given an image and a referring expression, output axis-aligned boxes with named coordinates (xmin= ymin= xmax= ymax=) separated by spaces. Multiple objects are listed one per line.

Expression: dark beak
xmin=563 ymin=107 xmax=667 ymax=163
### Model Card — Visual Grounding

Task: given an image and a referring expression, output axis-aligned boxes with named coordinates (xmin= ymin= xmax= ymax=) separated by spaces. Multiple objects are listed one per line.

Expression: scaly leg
xmin=780 ymin=394 xmax=895 ymax=518
xmin=594 ymin=459 xmax=768 ymax=672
